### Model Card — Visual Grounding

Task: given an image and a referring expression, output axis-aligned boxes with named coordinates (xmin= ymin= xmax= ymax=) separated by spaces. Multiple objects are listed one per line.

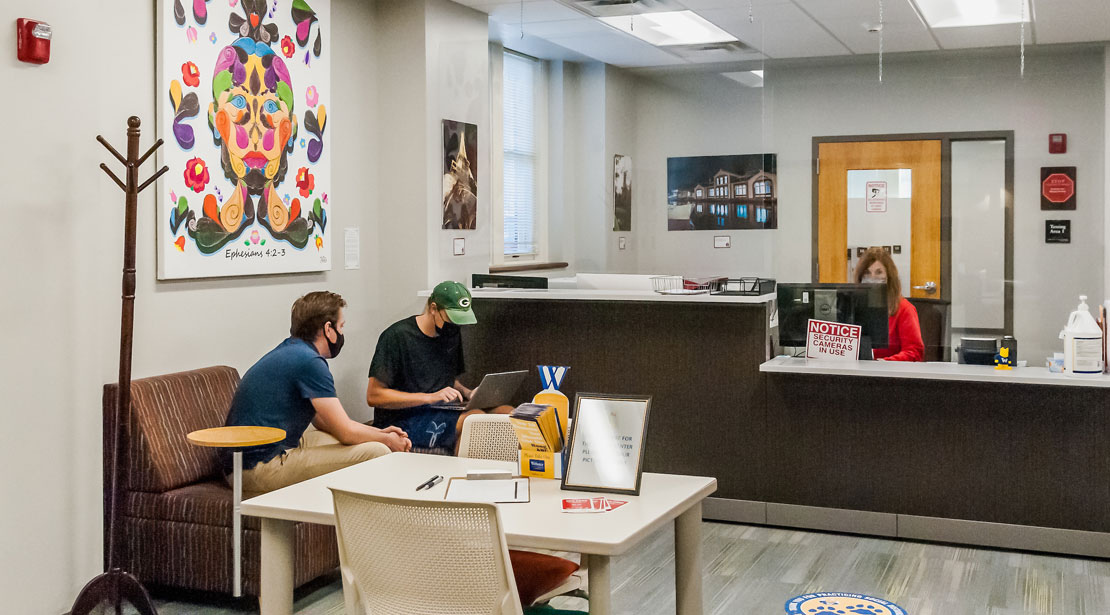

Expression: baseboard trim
xmin=898 ymin=515 xmax=1110 ymax=558
xmin=703 ymin=498 xmax=766 ymax=524
xmin=767 ymin=503 xmax=898 ymax=537
xmin=703 ymin=498 xmax=1110 ymax=558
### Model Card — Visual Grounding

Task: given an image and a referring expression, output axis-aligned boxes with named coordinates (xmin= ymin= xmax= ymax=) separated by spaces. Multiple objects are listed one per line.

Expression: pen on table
xmin=415 ymin=474 xmax=442 ymax=491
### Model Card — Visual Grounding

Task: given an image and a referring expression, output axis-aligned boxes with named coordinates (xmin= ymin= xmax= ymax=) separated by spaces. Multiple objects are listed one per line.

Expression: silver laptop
xmin=429 ymin=370 xmax=528 ymax=411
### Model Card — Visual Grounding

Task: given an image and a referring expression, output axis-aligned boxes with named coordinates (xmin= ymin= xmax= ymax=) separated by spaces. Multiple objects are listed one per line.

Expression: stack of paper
xmin=509 ymin=403 xmax=565 ymax=453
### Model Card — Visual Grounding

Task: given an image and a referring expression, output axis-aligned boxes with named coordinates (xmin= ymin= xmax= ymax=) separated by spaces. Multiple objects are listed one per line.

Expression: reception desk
xmin=459 ymin=288 xmax=774 ymax=506
xmin=759 ymin=356 xmax=1110 ymax=557
xmin=458 ymin=285 xmax=1110 ymax=557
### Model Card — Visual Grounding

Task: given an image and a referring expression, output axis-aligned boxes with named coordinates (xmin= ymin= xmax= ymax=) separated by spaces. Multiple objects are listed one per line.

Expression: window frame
xmin=491 ymin=48 xmax=548 ymax=266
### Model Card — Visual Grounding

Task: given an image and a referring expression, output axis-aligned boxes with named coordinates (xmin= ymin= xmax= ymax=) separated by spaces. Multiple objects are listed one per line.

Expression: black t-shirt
xmin=368 ymin=316 xmax=465 ymax=422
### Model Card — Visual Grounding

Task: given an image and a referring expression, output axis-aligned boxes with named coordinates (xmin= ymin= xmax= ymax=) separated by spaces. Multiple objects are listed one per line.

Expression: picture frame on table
xmin=562 ymin=393 xmax=651 ymax=496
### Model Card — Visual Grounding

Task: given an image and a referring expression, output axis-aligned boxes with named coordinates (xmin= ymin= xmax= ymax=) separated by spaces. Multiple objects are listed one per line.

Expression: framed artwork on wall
xmin=442 ymin=119 xmax=478 ymax=230
xmin=667 ymin=153 xmax=777 ymax=231
xmin=613 ymin=154 xmax=631 ymax=231
xmin=157 ymin=0 xmax=332 ymax=279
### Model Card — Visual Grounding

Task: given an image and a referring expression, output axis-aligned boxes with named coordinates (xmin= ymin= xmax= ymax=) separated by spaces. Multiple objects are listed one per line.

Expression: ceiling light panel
xmin=914 ymin=0 xmax=1032 ymax=29
xmin=599 ymin=10 xmax=738 ymax=46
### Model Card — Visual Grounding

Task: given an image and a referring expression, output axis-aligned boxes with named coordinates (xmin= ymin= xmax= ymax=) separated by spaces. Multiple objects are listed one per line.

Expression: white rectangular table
xmin=242 ymin=452 xmax=717 ymax=615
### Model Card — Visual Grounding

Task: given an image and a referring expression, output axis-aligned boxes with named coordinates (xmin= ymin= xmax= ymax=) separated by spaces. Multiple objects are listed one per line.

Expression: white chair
xmin=457 ymin=413 xmax=521 ymax=462
xmin=330 ymin=488 xmax=523 ymax=615
xmin=457 ymin=414 xmax=587 ymax=607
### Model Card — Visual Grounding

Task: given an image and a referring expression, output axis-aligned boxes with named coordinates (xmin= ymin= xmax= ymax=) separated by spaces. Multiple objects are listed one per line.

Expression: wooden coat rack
xmin=70 ymin=117 xmax=168 ymax=615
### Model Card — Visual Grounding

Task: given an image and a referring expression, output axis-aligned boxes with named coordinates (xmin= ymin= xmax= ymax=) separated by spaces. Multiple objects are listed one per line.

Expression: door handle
xmin=912 ymin=281 xmax=937 ymax=294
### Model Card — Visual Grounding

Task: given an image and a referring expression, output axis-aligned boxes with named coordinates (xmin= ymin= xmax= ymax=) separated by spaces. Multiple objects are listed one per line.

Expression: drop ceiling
xmin=452 ymin=0 xmax=1110 ymax=68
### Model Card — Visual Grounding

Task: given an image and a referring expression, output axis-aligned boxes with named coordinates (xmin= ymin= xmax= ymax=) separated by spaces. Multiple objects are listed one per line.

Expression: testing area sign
xmin=806 ymin=319 xmax=861 ymax=360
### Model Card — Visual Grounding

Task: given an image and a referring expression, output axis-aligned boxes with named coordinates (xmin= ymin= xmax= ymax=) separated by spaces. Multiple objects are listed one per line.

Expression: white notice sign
xmin=563 ymin=395 xmax=650 ymax=495
xmin=806 ymin=319 xmax=861 ymax=360
xmin=866 ymin=181 xmax=888 ymax=212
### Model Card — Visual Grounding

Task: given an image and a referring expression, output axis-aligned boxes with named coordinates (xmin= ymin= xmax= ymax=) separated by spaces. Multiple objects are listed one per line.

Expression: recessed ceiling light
xmin=598 ymin=10 xmax=737 ymax=47
xmin=914 ymin=0 xmax=1031 ymax=29
xmin=751 ymin=70 xmax=764 ymax=78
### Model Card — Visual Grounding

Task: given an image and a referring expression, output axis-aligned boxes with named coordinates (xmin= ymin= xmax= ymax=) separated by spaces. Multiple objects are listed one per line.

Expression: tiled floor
xmin=106 ymin=521 xmax=1110 ymax=615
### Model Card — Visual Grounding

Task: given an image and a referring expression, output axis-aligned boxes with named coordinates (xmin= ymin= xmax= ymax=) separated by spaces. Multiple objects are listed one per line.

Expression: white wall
xmin=604 ymin=67 xmax=638 ymax=273
xmin=630 ymin=70 xmax=777 ymax=278
xmin=1 ymin=0 xmax=493 ymax=610
xmin=624 ymin=48 xmax=1105 ymax=361
xmin=425 ymin=0 xmax=491 ymax=288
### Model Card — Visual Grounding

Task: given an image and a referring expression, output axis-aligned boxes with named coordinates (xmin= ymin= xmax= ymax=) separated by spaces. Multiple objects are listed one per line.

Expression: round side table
xmin=187 ymin=426 xmax=285 ymax=597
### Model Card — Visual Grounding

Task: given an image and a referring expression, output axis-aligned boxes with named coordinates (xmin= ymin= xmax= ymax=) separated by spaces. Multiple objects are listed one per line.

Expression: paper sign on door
xmin=806 ymin=319 xmax=861 ymax=360
xmin=866 ymin=181 xmax=888 ymax=212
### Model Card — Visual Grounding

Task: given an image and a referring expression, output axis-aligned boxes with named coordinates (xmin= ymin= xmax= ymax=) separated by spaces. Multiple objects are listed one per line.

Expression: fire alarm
xmin=16 ymin=18 xmax=52 ymax=65
xmin=1049 ymin=133 xmax=1067 ymax=154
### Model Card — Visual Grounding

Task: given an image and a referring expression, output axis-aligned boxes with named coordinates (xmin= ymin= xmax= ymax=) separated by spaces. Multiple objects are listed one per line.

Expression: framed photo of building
xmin=562 ymin=393 xmax=651 ymax=496
xmin=667 ymin=154 xmax=777 ymax=231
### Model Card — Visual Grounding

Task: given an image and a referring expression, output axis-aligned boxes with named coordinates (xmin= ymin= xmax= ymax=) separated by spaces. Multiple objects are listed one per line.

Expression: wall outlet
xmin=453 ymin=237 xmax=465 ymax=256
xmin=713 ymin=236 xmax=731 ymax=249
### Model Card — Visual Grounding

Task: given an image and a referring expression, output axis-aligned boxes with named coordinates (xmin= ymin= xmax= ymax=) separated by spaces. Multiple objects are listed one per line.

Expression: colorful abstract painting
xmin=442 ymin=119 xmax=477 ymax=230
xmin=158 ymin=0 xmax=331 ymax=278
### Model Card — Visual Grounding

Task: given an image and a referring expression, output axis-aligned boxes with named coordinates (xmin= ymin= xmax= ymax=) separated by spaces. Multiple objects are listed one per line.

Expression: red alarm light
xmin=1049 ymin=133 xmax=1067 ymax=154
xmin=16 ymin=18 xmax=52 ymax=65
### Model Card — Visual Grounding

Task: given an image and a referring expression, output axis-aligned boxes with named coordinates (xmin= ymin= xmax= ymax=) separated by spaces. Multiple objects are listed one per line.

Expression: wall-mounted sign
xmin=562 ymin=394 xmax=651 ymax=496
xmin=1045 ymin=220 xmax=1071 ymax=244
xmin=865 ymin=181 xmax=887 ymax=212
xmin=1041 ymin=167 xmax=1076 ymax=210
xmin=805 ymin=319 xmax=861 ymax=360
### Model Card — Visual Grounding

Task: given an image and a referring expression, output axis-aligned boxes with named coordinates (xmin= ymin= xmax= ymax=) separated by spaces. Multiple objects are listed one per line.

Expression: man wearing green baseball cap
xmin=366 ymin=281 xmax=508 ymax=452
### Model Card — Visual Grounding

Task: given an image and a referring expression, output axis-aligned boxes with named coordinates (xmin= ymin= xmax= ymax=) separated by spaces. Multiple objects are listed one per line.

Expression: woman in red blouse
xmin=853 ymin=247 xmax=924 ymax=362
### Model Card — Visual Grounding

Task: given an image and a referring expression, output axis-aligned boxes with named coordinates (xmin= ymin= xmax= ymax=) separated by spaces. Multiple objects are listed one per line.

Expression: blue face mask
xmin=862 ymin=275 xmax=886 ymax=284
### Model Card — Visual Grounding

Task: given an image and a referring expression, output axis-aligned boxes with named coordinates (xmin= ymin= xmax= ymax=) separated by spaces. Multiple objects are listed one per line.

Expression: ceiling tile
xmin=698 ymin=6 xmax=853 ymax=58
xmin=544 ymin=32 xmax=689 ymax=67
xmin=821 ymin=19 xmax=939 ymax=54
xmin=483 ymin=1 xmax=588 ymax=23
xmin=1032 ymin=0 xmax=1110 ymax=44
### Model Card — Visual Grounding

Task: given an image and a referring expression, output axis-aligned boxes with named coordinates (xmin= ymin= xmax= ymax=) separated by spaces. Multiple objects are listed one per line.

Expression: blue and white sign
xmin=786 ymin=592 xmax=906 ymax=615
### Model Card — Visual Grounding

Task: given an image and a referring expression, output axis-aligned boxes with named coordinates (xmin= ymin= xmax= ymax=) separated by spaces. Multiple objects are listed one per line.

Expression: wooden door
xmin=817 ymin=140 xmax=942 ymax=299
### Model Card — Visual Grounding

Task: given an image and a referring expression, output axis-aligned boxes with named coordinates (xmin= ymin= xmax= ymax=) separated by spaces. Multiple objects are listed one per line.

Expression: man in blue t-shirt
xmin=366 ymin=281 xmax=511 ymax=453
xmin=225 ymin=291 xmax=411 ymax=493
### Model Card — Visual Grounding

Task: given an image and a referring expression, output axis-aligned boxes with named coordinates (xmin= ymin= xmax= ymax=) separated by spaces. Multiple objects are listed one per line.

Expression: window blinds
xmin=502 ymin=52 xmax=537 ymax=256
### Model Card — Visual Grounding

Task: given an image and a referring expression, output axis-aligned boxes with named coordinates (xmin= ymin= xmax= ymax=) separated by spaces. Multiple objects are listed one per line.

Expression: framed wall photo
xmin=562 ymin=394 xmax=651 ymax=496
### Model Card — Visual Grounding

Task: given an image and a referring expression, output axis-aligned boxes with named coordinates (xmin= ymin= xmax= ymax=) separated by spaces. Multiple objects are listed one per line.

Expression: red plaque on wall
xmin=1041 ymin=167 xmax=1076 ymax=210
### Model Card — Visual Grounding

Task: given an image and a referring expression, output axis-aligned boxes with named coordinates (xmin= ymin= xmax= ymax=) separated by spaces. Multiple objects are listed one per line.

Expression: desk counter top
xmin=760 ymin=355 xmax=1110 ymax=388
xmin=420 ymin=288 xmax=774 ymax=304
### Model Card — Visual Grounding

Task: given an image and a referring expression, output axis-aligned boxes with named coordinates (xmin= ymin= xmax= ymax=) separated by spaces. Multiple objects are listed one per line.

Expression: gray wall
xmin=622 ymin=48 xmax=1105 ymax=362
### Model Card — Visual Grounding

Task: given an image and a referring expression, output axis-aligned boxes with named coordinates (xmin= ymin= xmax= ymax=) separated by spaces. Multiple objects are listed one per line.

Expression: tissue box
xmin=518 ymin=449 xmax=564 ymax=479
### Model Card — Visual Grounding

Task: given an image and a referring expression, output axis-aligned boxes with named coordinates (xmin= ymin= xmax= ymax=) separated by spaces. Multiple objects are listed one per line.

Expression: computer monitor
xmin=777 ymin=283 xmax=889 ymax=355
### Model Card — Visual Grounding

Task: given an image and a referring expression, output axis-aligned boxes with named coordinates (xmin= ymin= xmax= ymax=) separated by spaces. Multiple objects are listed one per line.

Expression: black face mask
xmin=435 ymin=310 xmax=457 ymax=335
xmin=326 ymin=322 xmax=345 ymax=358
